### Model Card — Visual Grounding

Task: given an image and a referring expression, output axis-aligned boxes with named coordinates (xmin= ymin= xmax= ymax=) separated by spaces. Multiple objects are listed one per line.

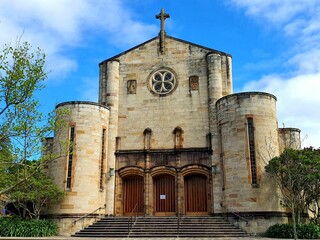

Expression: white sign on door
xmin=160 ymin=194 xmax=166 ymax=200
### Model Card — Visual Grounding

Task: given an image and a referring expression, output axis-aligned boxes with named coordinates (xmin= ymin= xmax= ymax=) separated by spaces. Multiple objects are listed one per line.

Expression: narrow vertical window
xmin=247 ymin=118 xmax=257 ymax=185
xmin=66 ymin=126 xmax=75 ymax=189
xmin=100 ymin=129 xmax=106 ymax=190
xmin=206 ymin=133 xmax=212 ymax=150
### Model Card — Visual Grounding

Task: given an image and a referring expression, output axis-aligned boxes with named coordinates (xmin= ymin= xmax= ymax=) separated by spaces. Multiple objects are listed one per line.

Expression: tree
xmin=0 ymin=138 xmax=14 ymax=188
xmin=0 ymin=41 xmax=46 ymax=193
xmin=0 ymin=41 xmax=67 ymax=216
xmin=265 ymin=147 xmax=320 ymax=239
xmin=9 ymin=163 xmax=65 ymax=219
xmin=302 ymin=148 xmax=320 ymax=224
xmin=0 ymin=41 xmax=46 ymax=138
xmin=0 ymin=138 xmax=13 ymax=211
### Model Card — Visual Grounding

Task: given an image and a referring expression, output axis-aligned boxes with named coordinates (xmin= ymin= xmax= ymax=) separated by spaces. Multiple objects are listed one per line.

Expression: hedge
xmin=0 ymin=217 xmax=58 ymax=237
xmin=266 ymin=223 xmax=320 ymax=239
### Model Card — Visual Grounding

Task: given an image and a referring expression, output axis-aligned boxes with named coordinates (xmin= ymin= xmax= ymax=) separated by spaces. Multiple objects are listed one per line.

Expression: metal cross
xmin=155 ymin=8 xmax=170 ymax=53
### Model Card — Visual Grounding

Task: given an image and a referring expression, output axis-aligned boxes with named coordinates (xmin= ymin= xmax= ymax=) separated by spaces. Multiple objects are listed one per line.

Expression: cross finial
xmin=156 ymin=8 xmax=170 ymax=34
xmin=155 ymin=8 xmax=170 ymax=53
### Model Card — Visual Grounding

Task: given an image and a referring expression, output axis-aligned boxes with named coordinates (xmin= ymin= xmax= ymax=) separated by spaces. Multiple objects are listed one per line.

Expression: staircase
xmin=73 ymin=216 xmax=249 ymax=238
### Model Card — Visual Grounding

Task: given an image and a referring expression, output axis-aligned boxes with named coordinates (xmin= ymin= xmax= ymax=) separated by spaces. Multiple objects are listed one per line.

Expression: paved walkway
xmin=0 ymin=237 xmax=295 ymax=240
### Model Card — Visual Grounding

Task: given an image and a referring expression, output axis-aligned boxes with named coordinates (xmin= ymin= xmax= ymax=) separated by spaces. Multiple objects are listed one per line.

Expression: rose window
xmin=149 ymin=69 xmax=177 ymax=95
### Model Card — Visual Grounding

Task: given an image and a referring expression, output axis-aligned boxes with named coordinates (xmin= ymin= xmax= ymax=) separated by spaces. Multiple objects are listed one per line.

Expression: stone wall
xmin=46 ymin=34 xmax=303 ymax=236
xmin=278 ymin=127 xmax=301 ymax=151
xmin=98 ymin=36 xmax=233 ymax=217
xmin=216 ymin=92 xmax=284 ymax=213
xmin=99 ymin=36 xmax=232 ymax=151
xmin=47 ymin=102 xmax=109 ymax=217
xmin=227 ymin=214 xmax=289 ymax=235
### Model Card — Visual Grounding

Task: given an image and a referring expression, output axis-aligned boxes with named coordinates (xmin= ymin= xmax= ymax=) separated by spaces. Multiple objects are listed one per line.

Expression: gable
xmin=99 ymin=35 xmax=231 ymax=65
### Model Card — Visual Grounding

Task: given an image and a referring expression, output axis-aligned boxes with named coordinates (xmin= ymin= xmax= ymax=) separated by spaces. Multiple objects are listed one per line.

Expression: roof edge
xmin=99 ymin=36 xmax=158 ymax=65
xmin=55 ymin=101 xmax=110 ymax=110
xmin=99 ymin=35 xmax=232 ymax=65
xmin=167 ymin=35 xmax=232 ymax=57
xmin=216 ymin=91 xmax=277 ymax=106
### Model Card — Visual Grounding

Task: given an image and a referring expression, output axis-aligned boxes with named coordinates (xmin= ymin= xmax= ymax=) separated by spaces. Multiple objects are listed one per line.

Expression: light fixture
xmin=211 ymin=165 xmax=218 ymax=175
xmin=109 ymin=168 xmax=115 ymax=177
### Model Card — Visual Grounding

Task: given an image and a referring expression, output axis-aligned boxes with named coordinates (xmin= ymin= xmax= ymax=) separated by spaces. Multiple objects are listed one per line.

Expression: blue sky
xmin=0 ymin=0 xmax=319 ymax=147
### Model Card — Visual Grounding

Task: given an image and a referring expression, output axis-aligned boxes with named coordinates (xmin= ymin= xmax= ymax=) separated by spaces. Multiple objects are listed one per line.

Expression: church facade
xmin=45 ymin=10 xmax=301 ymax=235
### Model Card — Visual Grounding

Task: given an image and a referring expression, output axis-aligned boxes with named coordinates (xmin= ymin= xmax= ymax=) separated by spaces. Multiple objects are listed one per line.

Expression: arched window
xmin=173 ymin=127 xmax=184 ymax=149
xmin=144 ymin=128 xmax=152 ymax=150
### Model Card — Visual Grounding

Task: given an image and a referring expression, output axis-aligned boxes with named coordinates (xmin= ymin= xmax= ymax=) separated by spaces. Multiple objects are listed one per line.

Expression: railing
xmin=229 ymin=211 xmax=249 ymax=226
xmin=73 ymin=205 xmax=106 ymax=229
xmin=220 ymin=203 xmax=249 ymax=226
xmin=127 ymin=203 xmax=138 ymax=235
xmin=177 ymin=213 xmax=180 ymax=237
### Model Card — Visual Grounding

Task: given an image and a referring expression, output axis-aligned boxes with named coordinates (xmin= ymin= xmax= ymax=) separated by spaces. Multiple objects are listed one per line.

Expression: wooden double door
xmin=123 ymin=176 xmax=144 ymax=215
xmin=154 ymin=175 xmax=176 ymax=215
xmin=184 ymin=174 xmax=208 ymax=214
xmin=123 ymin=174 xmax=208 ymax=216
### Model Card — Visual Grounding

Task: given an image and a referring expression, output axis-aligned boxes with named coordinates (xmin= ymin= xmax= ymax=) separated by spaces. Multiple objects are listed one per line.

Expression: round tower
xmin=206 ymin=52 xmax=233 ymax=213
xmin=47 ymin=101 xmax=109 ymax=232
xmin=216 ymin=92 xmax=283 ymax=215
xmin=278 ymin=128 xmax=301 ymax=152
xmin=101 ymin=60 xmax=120 ymax=214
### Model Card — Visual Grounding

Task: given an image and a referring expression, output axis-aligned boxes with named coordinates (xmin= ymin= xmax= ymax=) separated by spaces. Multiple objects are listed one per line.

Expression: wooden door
xmin=124 ymin=176 xmax=144 ymax=215
xmin=184 ymin=174 xmax=208 ymax=215
xmin=154 ymin=175 xmax=175 ymax=215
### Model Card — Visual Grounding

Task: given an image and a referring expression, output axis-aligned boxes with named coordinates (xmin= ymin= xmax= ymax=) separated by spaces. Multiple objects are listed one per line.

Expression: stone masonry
xmin=46 ymin=18 xmax=301 ymax=235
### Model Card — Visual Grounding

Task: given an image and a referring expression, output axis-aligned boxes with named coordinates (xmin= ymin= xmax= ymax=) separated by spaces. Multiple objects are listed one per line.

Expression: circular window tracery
xmin=148 ymin=68 xmax=177 ymax=95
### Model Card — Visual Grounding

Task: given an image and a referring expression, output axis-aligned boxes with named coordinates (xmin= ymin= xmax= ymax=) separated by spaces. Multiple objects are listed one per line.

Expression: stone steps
xmin=72 ymin=216 xmax=249 ymax=238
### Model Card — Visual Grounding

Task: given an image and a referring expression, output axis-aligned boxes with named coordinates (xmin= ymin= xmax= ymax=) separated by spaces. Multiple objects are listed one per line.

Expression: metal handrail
xmin=177 ymin=213 xmax=180 ymax=236
xmin=73 ymin=205 xmax=106 ymax=226
xmin=127 ymin=203 xmax=138 ymax=235
xmin=230 ymin=211 xmax=249 ymax=225
xmin=220 ymin=203 xmax=249 ymax=226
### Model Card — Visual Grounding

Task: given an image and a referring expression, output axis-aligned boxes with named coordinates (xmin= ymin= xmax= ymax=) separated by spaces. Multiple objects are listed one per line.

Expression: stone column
xmin=175 ymin=154 xmax=183 ymax=216
xmin=226 ymin=56 xmax=233 ymax=94
xmin=145 ymin=155 xmax=151 ymax=215
xmin=144 ymin=128 xmax=152 ymax=215
xmin=207 ymin=53 xmax=222 ymax=100
xmin=207 ymin=53 xmax=223 ymax=214
xmin=99 ymin=62 xmax=107 ymax=105
xmin=105 ymin=60 xmax=120 ymax=215
xmin=177 ymin=169 xmax=183 ymax=216
xmin=221 ymin=55 xmax=233 ymax=95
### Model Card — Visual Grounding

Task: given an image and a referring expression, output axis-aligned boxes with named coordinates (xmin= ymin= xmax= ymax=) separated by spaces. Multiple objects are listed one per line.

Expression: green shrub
xmin=266 ymin=223 xmax=320 ymax=239
xmin=0 ymin=217 xmax=58 ymax=237
xmin=266 ymin=223 xmax=294 ymax=238
xmin=297 ymin=223 xmax=320 ymax=239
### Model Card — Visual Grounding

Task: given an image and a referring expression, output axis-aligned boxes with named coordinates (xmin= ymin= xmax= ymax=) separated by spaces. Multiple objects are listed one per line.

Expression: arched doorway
xmin=184 ymin=174 xmax=208 ymax=215
xmin=153 ymin=175 xmax=175 ymax=216
xmin=123 ymin=176 xmax=144 ymax=215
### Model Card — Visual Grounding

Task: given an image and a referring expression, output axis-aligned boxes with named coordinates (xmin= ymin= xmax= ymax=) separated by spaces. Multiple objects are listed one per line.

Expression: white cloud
xmin=232 ymin=0 xmax=320 ymax=147
xmin=46 ymin=54 xmax=78 ymax=80
xmin=243 ymin=73 xmax=320 ymax=147
xmin=229 ymin=0 xmax=318 ymax=24
xmin=0 ymin=0 xmax=157 ymax=81
xmin=288 ymin=49 xmax=320 ymax=74
xmin=229 ymin=0 xmax=320 ymax=50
